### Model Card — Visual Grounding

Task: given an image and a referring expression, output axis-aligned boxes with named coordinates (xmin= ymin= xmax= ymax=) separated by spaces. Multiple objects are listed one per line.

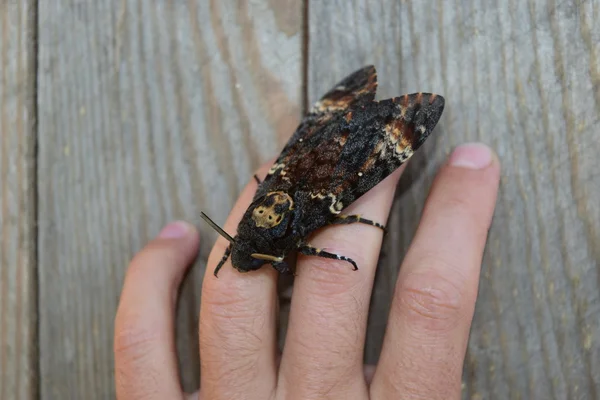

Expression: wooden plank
xmin=37 ymin=0 xmax=302 ymax=397
xmin=0 ymin=1 xmax=38 ymax=399
xmin=309 ymin=0 xmax=600 ymax=398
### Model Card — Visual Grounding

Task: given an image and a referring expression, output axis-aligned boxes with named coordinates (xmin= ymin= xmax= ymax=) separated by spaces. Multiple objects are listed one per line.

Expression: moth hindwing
xmin=201 ymin=65 xmax=445 ymax=277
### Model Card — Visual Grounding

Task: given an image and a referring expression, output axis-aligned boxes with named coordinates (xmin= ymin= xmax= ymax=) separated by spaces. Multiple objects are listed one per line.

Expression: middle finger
xmin=278 ymin=167 xmax=404 ymax=399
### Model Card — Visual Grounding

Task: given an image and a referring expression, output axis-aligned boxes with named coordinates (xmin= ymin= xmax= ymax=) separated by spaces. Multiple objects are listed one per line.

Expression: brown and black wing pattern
xmin=254 ymin=65 xmax=378 ymax=200
xmin=273 ymin=92 xmax=445 ymax=229
xmin=253 ymin=66 xmax=444 ymax=236
xmin=325 ymin=92 xmax=445 ymax=210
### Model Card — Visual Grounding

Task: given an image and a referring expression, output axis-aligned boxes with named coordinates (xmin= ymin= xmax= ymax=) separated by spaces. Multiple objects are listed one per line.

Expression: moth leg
xmin=330 ymin=214 xmax=386 ymax=232
xmin=213 ymin=244 xmax=232 ymax=278
xmin=272 ymin=261 xmax=295 ymax=276
xmin=253 ymin=174 xmax=262 ymax=185
xmin=298 ymin=245 xmax=358 ymax=271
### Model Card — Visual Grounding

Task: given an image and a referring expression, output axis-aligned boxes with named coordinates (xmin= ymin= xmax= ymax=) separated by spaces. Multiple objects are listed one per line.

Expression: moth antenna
xmin=200 ymin=212 xmax=235 ymax=243
xmin=250 ymin=253 xmax=284 ymax=263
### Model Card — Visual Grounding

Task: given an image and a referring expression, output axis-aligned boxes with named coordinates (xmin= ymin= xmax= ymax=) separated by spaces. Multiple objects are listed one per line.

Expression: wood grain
xmin=37 ymin=0 xmax=301 ymax=397
xmin=308 ymin=0 xmax=600 ymax=398
xmin=0 ymin=1 xmax=37 ymax=399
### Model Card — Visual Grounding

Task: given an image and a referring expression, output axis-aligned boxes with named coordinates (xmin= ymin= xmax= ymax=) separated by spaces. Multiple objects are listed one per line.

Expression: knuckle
xmin=115 ymin=356 xmax=161 ymax=399
xmin=280 ymin=351 xmax=362 ymax=399
xmin=201 ymin=278 xmax=261 ymax=317
xmin=113 ymin=320 xmax=162 ymax=360
xmin=199 ymin=284 xmax=268 ymax=355
xmin=300 ymin=253 xmax=361 ymax=296
xmin=438 ymin=194 xmax=490 ymax=234
xmin=396 ymin=269 xmax=467 ymax=333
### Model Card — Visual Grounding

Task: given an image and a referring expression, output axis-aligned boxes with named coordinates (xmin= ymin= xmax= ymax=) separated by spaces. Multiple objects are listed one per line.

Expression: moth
xmin=201 ymin=65 xmax=445 ymax=277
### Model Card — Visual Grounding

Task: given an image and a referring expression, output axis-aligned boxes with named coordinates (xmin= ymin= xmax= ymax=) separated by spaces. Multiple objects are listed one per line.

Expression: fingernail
xmin=448 ymin=142 xmax=493 ymax=169
xmin=158 ymin=221 xmax=191 ymax=239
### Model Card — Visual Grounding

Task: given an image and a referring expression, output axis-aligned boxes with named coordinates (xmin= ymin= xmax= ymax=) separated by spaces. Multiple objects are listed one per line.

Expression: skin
xmin=114 ymin=142 xmax=501 ymax=400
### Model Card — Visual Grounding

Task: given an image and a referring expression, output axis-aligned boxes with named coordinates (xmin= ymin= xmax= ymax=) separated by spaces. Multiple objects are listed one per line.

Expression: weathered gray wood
xmin=37 ymin=0 xmax=302 ymax=397
xmin=309 ymin=0 xmax=600 ymax=398
xmin=0 ymin=1 xmax=37 ymax=399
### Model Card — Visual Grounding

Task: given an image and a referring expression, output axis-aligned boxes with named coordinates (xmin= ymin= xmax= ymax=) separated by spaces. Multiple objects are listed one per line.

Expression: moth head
xmin=251 ymin=191 xmax=294 ymax=229
xmin=200 ymin=212 xmax=284 ymax=272
xmin=231 ymin=241 xmax=284 ymax=272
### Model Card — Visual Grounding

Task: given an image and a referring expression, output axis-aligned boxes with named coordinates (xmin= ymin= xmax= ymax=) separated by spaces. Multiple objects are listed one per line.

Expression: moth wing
xmin=302 ymin=92 xmax=446 ymax=213
xmin=254 ymin=65 xmax=378 ymax=199
xmin=307 ymin=64 xmax=378 ymax=119
xmin=258 ymin=92 xmax=444 ymax=236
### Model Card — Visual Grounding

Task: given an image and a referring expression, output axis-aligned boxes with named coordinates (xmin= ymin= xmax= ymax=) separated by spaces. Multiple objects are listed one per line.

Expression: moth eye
xmin=258 ymin=210 xmax=264 ymax=214
xmin=268 ymin=216 xmax=272 ymax=220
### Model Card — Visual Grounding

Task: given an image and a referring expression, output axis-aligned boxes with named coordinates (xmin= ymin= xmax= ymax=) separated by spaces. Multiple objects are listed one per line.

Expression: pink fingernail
xmin=158 ymin=221 xmax=190 ymax=239
xmin=448 ymin=143 xmax=493 ymax=170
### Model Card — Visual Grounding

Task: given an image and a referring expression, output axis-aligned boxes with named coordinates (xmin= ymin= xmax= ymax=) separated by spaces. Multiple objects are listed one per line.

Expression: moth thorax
xmin=251 ymin=191 xmax=294 ymax=228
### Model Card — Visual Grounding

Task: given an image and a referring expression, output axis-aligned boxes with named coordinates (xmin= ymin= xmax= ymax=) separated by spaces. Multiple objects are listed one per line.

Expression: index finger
xmin=199 ymin=162 xmax=279 ymax=399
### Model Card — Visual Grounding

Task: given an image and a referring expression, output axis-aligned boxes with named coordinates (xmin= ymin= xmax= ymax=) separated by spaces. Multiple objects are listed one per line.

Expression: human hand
xmin=114 ymin=142 xmax=500 ymax=399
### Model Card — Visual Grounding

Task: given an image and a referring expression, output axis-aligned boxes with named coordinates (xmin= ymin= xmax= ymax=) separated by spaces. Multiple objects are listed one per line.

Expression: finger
xmin=199 ymin=161 xmax=279 ymax=398
xmin=371 ymin=143 xmax=501 ymax=399
xmin=278 ymin=165 xmax=405 ymax=399
xmin=114 ymin=221 xmax=200 ymax=400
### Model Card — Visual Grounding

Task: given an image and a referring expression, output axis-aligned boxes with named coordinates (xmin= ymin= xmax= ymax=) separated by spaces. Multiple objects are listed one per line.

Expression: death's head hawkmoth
xmin=201 ymin=65 xmax=445 ymax=277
